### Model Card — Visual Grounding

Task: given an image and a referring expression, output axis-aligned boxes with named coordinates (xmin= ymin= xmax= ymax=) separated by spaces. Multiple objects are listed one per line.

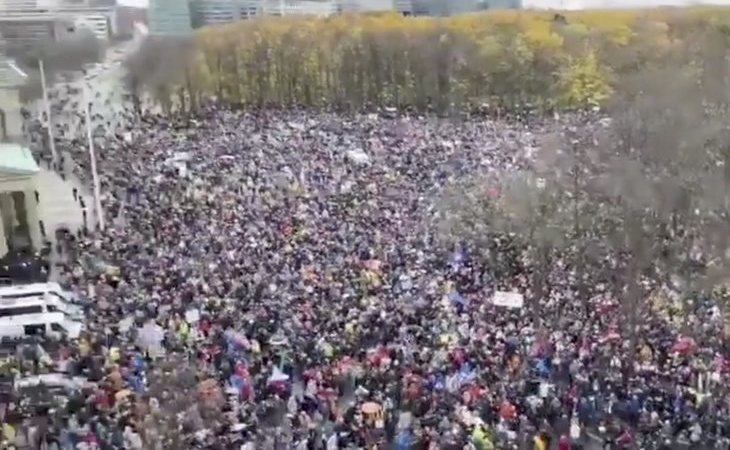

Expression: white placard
xmin=118 ymin=316 xmax=134 ymax=333
xmin=185 ymin=309 xmax=200 ymax=323
xmin=492 ymin=291 xmax=524 ymax=309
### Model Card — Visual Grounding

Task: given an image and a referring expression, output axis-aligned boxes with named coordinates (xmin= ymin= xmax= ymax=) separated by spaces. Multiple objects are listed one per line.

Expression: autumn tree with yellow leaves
xmin=127 ymin=7 xmax=730 ymax=113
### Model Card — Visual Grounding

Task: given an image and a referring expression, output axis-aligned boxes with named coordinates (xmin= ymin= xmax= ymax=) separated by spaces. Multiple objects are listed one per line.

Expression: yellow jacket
xmin=534 ymin=436 xmax=547 ymax=450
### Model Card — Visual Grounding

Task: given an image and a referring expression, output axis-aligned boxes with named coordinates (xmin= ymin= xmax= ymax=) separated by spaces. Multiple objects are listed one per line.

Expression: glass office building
xmin=190 ymin=0 xmax=260 ymax=26
xmin=149 ymin=0 xmax=192 ymax=35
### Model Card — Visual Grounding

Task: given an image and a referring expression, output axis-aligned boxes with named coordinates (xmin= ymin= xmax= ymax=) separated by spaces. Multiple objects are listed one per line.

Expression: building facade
xmin=148 ymin=0 xmax=192 ymax=35
xmin=260 ymin=0 xmax=338 ymax=16
xmin=0 ymin=42 xmax=43 ymax=257
xmin=0 ymin=0 xmax=115 ymax=51
xmin=191 ymin=0 xmax=260 ymax=26
xmin=0 ymin=0 xmax=39 ymax=9
xmin=114 ymin=5 xmax=147 ymax=38
xmin=72 ymin=13 xmax=110 ymax=40
xmin=192 ymin=0 xmax=240 ymax=25
xmin=189 ymin=0 xmax=521 ymax=27
xmin=339 ymin=0 xmax=394 ymax=12
xmin=0 ymin=144 xmax=43 ymax=257
xmin=0 ymin=53 xmax=28 ymax=143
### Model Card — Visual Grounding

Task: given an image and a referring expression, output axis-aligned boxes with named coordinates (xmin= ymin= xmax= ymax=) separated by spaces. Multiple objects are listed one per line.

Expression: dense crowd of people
xmin=1 ymin=73 xmax=729 ymax=450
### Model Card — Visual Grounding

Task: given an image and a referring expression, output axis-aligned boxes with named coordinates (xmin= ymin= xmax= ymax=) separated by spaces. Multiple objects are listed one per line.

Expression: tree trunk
xmin=177 ymin=86 xmax=186 ymax=116
xmin=619 ymin=254 xmax=641 ymax=379
xmin=184 ymin=67 xmax=197 ymax=114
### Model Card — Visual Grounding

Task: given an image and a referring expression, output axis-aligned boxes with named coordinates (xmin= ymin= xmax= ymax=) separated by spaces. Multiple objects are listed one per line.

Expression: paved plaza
xmin=27 ymin=41 xmax=139 ymax=275
xmin=37 ymin=159 xmax=90 ymax=241
xmin=31 ymin=37 xmax=145 ymax=143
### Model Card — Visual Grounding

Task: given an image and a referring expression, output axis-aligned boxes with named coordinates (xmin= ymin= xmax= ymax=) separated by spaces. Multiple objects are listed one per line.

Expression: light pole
xmin=82 ymin=85 xmax=105 ymax=231
xmin=38 ymin=59 xmax=58 ymax=166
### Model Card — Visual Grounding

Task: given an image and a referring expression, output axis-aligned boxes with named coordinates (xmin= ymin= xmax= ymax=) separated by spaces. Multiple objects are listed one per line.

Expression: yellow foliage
xmin=557 ymin=51 xmax=613 ymax=109
xmin=522 ymin=18 xmax=564 ymax=49
xmin=184 ymin=7 xmax=730 ymax=111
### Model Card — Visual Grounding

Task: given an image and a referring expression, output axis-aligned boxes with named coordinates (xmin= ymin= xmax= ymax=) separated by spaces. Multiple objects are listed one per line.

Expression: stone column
xmin=0 ymin=213 xmax=7 ymax=257
xmin=0 ymin=193 xmax=16 ymax=240
xmin=24 ymin=190 xmax=43 ymax=251
xmin=0 ymin=88 xmax=24 ymax=141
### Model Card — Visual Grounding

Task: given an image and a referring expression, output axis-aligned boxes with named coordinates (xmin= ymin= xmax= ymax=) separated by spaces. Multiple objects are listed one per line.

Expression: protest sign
xmin=492 ymin=291 xmax=524 ymax=309
xmin=185 ymin=309 xmax=200 ymax=323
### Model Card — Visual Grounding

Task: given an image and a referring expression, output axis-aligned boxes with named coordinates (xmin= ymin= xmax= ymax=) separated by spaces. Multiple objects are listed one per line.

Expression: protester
xmin=7 ymin=78 xmax=730 ymax=450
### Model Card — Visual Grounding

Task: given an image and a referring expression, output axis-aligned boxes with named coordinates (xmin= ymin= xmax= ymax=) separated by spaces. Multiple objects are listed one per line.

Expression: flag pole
xmin=38 ymin=59 xmax=58 ymax=167
xmin=82 ymin=85 xmax=105 ymax=231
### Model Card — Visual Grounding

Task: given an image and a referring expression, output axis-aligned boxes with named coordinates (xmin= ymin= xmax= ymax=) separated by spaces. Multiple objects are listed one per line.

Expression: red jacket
xmin=558 ymin=435 xmax=571 ymax=450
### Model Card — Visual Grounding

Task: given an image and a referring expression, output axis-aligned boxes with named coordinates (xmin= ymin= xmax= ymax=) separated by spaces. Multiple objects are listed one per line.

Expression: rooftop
xmin=0 ymin=57 xmax=28 ymax=88
xmin=0 ymin=144 xmax=40 ymax=177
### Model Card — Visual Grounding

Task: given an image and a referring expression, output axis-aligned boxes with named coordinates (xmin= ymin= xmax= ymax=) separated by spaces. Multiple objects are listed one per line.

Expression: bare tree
xmin=123 ymin=36 xmax=195 ymax=116
xmin=536 ymin=117 xmax=607 ymax=305
xmin=689 ymin=26 xmax=730 ymax=341
xmin=437 ymin=169 xmax=570 ymax=322
xmin=595 ymin=59 xmax=725 ymax=362
xmin=495 ymin=171 xmax=570 ymax=323
xmin=13 ymin=30 xmax=104 ymax=76
xmin=9 ymin=30 xmax=104 ymax=102
xmin=17 ymin=71 xmax=44 ymax=104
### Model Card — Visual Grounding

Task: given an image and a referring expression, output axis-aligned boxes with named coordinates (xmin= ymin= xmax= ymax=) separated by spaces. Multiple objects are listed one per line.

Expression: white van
xmin=0 ymin=284 xmax=84 ymax=320
xmin=0 ymin=313 xmax=84 ymax=340
xmin=0 ymin=294 xmax=84 ymax=321
xmin=0 ymin=282 xmax=81 ymax=305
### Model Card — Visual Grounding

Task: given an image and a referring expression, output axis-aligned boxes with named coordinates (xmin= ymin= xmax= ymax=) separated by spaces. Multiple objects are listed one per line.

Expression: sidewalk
xmin=37 ymin=152 xmax=98 ymax=282
xmin=30 ymin=40 xmax=141 ymax=143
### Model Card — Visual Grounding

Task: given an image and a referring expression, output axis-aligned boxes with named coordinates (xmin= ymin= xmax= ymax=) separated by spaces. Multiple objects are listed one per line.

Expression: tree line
xmin=121 ymin=7 xmax=730 ymax=114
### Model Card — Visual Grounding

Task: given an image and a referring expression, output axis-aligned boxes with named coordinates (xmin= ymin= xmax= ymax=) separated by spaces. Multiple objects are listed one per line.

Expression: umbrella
xmin=671 ymin=337 xmax=696 ymax=355
xmin=361 ymin=401 xmax=383 ymax=425
xmin=362 ymin=402 xmax=382 ymax=414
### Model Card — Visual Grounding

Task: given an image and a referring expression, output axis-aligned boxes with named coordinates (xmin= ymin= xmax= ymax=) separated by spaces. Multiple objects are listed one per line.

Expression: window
xmin=50 ymin=323 xmax=66 ymax=333
xmin=50 ymin=292 xmax=72 ymax=303
xmin=0 ymin=109 xmax=6 ymax=141
xmin=46 ymin=305 xmax=72 ymax=319
xmin=0 ymin=292 xmax=44 ymax=301
xmin=0 ymin=305 xmax=43 ymax=317
xmin=24 ymin=324 xmax=45 ymax=336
